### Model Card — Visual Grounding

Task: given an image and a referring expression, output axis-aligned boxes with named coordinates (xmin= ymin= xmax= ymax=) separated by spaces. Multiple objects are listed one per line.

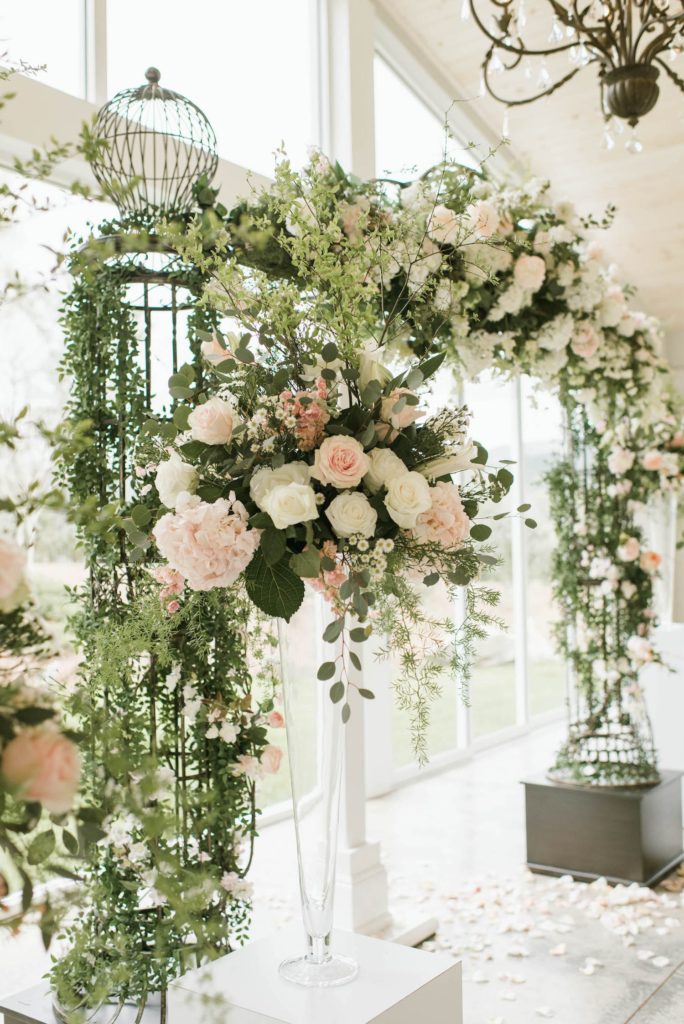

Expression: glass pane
xmin=464 ymin=372 xmax=517 ymax=738
xmin=521 ymin=376 xmax=567 ymax=716
xmin=0 ymin=0 xmax=86 ymax=96
xmin=0 ymin=174 xmax=113 ymax=631
xmin=106 ymin=0 xmax=317 ymax=176
xmin=374 ymin=54 xmax=478 ymax=178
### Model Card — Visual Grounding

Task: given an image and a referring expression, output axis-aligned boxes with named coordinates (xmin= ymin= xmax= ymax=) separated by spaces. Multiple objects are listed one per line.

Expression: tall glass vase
xmin=277 ymin=592 xmax=358 ymax=987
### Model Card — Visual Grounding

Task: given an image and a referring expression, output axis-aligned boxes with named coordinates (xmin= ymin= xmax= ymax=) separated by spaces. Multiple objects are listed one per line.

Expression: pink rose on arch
xmin=639 ymin=550 xmax=662 ymax=574
xmin=641 ymin=450 xmax=663 ymax=471
xmin=260 ymin=744 xmax=283 ymax=775
xmin=149 ymin=565 xmax=185 ymax=602
xmin=1 ymin=729 xmax=81 ymax=815
xmin=412 ymin=481 xmax=470 ymax=550
xmin=153 ymin=495 xmax=260 ymax=592
xmin=427 ymin=204 xmax=461 ymax=246
xmin=265 ymin=710 xmax=285 ymax=729
xmin=513 ymin=253 xmax=546 ymax=292
xmin=232 ymin=754 xmax=261 ymax=780
xmin=571 ymin=322 xmax=600 ymax=360
xmin=376 ymin=388 xmax=424 ymax=442
xmin=466 ymin=200 xmax=500 ymax=240
xmin=310 ymin=436 xmax=370 ymax=489
xmin=617 ymin=537 xmax=640 ymax=562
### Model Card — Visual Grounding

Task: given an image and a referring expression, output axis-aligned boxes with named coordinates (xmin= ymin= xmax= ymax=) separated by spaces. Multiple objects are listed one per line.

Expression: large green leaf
xmin=245 ymin=550 xmax=304 ymax=621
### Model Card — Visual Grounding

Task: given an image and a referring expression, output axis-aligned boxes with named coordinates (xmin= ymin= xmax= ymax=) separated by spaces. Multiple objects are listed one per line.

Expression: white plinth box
xmin=0 ymin=928 xmax=462 ymax=1024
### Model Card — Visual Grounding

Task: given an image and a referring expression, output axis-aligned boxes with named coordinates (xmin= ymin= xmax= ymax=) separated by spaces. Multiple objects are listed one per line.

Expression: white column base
xmin=335 ymin=839 xmax=392 ymax=935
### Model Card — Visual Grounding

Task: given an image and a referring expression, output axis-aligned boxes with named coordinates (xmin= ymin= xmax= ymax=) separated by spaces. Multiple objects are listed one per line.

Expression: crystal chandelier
xmin=467 ymin=0 xmax=684 ymax=136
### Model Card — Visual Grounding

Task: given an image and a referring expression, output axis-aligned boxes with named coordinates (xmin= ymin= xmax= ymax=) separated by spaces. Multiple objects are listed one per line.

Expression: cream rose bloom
xmin=358 ymin=346 xmax=392 ymax=392
xmin=607 ymin=447 xmax=635 ymax=475
xmin=627 ymin=635 xmax=654 ymax=664
xmin=250 ymin=463 xmax=311 ymax=510
xmin=571 ymin=322 xmax=600 ymax=360
xmin=466 ymin=200 xmax=499 ymax=239
xmin=326 ymin=491 xmax=378 ymax=538
xmin=513 ymin=253 xmax=546 ymax=292
xmin=617 ymin=537 xmax=640 ymax=562
xmin=310 ymin=436 xmax=369 ymax=489
xmin=641 ymin=450 xmax=663 ymax=471
xmin=0 ymin=538 xmax=28 ymax=613
xmin=188 ymin=396 xmax=235 ymax=445
xmin=427 ymin=204 xmax=460 ymax=246
xmin=364 ymin=448 xmax=409 ymax=493
xmin=262 ymin=482 xmax=319 ymax=530
xmin=384 ymin=472 xmax=432 ymax=529
xmin=155 ymin=452 xmax=199 ymax=510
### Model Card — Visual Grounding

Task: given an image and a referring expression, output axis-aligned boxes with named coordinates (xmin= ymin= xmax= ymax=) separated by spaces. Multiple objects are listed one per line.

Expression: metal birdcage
xmin=90 ymin=67 xmax=218 ymax=217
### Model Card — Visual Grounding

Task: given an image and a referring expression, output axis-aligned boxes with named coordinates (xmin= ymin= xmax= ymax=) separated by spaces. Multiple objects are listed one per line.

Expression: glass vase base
xmin=279 ymin=952 xmax=358 ymax=988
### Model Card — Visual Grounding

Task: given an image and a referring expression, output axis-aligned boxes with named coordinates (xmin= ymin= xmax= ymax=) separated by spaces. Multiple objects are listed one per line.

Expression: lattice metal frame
xmin=91 ymin=67 xmax=218 ymax=216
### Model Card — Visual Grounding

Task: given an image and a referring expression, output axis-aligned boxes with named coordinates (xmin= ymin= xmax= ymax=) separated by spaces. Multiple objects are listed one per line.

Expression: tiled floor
xmin=2 ymin=723 xmax=684 ymax=1023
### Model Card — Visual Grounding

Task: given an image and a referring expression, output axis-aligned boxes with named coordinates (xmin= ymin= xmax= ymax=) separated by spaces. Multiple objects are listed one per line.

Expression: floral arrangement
xmin=192 ymin=152 xmax=683 ymax=785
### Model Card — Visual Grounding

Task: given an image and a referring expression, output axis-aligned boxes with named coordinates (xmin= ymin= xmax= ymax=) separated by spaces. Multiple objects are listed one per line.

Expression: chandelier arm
xmin=469 ymin=0 xmax=579 ymax=55
xmin=655 ymin=55 xmax=684 ymax=93
xmin=482 ymin=58 xmax=586 ymax=105
xmin=567 ymin=0 xmax=615 ymax=57
xmin=640 ymin=21 xmax=684 ymax=64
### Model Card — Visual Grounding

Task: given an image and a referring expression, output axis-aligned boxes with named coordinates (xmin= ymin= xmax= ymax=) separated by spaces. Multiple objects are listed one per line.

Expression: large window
xmin=106 ymin=0 xmax=318 ymax=176
xmin=0 ymin=1 xmax=87 ymax=97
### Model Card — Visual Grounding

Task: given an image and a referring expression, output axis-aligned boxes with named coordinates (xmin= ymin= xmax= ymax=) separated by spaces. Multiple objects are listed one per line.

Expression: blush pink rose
xmin=0 ymin=537 xmax=27 ymax=612
xmin=617 ymin=537 xmax=640 ymax=562
xmin=265 ymin=710 xmax=285 ymax=729
xmin=2 ymin=729 xmax=80 ymax=814
xmin=513 ymin=253 xmax=546 ymax=292
xmin=571 ymin=322 xmax=600 ymax=360
xmin=466 ymin=200 xmax=500 ymax=240
xmin=412 ymin=481 xmax=470 ymax=549
xmin=260 ymin=744 xmax=283 ymax=775
xmin=640 ymin=550 xmax=662 ymax=574
xmin=149 ymin=565 xmax=185 ymax=601
xmin=427 ymin=204 xmax=461 ymax=246
xmin=641 ymin=450 xmax=663 ymax=471
xmin=310 ymin=436 xmax=369 ymax=489
xmin=376 ymin=388 xmax=424 ymax=442
xmin=232 ymin=754 xmax=261 ymax=779
xmin=153 ymin=495 xmax=260 ymax=591
xmin=188 ymin=397 xmax=235 ymax=445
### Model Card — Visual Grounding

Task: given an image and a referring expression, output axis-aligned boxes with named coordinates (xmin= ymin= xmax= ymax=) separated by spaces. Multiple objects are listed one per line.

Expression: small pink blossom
xmin=617 ymin=537 xmax=640 ymax=562
xmin=149 ymin=565 xmax=185 ymax=602
xmin=376 ymin=388 xmax=424 ymax=442
xmin=571 ymin=322 xmax=600 ymax=360
xmin=265 ymin=710 xmax=285 ymax=729
xmin=280 ymin=388 xmax=330 ymax=451
xmin=641 ymin=450 xmax=663 ymax=471
xmin=233 ymin=754 xmax=261 ymax=779
xmin=166 ymin=600 xmax=181 ymax=615
xmin=260 ymin=744 xmax=283 ymax=775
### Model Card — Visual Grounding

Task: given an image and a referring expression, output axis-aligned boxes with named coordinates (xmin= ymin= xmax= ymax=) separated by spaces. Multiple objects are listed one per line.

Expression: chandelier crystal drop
xmin=468 ymin=0 xmax=684 ymax=128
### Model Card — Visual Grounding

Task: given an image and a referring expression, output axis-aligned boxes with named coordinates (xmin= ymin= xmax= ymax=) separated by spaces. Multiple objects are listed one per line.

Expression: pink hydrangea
xmin=153 ymin=494 xmax=260 ymax=592
xmin=412 ymin=481 xmax=470 ymax=549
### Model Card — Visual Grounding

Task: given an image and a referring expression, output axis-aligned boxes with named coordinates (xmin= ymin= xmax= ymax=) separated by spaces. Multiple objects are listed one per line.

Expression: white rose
xmin=188 ymin=396 xmax=235 ymax=445
xmin=155 ymin=452 xmax=199 ymax=510
xmin=513 ymin=254 xmax=546 ymax=292
xmin=364 ymin=448 xmax=409 ymax=493
xmin=427 ymin=204 xmax=460 ymax=246
xmin=250 ymin=463 xmax=311 ymax=510
xmin=262 ymin=483 xmax=319 ymax=530
xmin=384 ymin=472 xmax=432 ymax=528
xmin=607 ymin=447 xmax=635 ymax=475
xmin=326 ymin=492 xmax=377 ymax=538
xmin=466 ymin=200 xmax=499 ymax=239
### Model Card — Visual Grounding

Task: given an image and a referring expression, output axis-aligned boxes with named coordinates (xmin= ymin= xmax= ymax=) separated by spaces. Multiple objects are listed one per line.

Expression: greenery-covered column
xmin=52 ymin=237 xmax=274 ymax=1014
xmin=547 ymin=398 xmax=659 ymax=786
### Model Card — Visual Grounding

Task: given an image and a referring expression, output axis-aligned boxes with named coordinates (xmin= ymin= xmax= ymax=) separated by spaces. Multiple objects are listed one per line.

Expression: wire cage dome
xmin=91 ymin=67 xmax=218 ymax=217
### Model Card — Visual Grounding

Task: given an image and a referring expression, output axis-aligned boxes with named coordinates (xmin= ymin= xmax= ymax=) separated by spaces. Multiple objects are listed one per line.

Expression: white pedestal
xmin=642 ymin=624 xmax=684 ymax=817
xmin=168 ymin=925 xmax=462 ymax=1024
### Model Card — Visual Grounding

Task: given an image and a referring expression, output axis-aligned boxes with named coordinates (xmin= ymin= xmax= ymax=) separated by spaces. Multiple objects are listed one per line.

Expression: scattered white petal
xmin=637 ymin=949 xmax=655 ymax=961
xmin=550 ymin=943 xmax=566 ymax=956
xmin=652 ymin=956 xmax=671 ymax=968
xmin=536 ymin=1008 xmax=555 ymax=1018
xmin=501 ymin=992 xmax=517 ymax=1001
xmin=472 ymin=970 xmax=488 ymax=983
xmin=507 ymin=946 xmax=530 ymax=958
